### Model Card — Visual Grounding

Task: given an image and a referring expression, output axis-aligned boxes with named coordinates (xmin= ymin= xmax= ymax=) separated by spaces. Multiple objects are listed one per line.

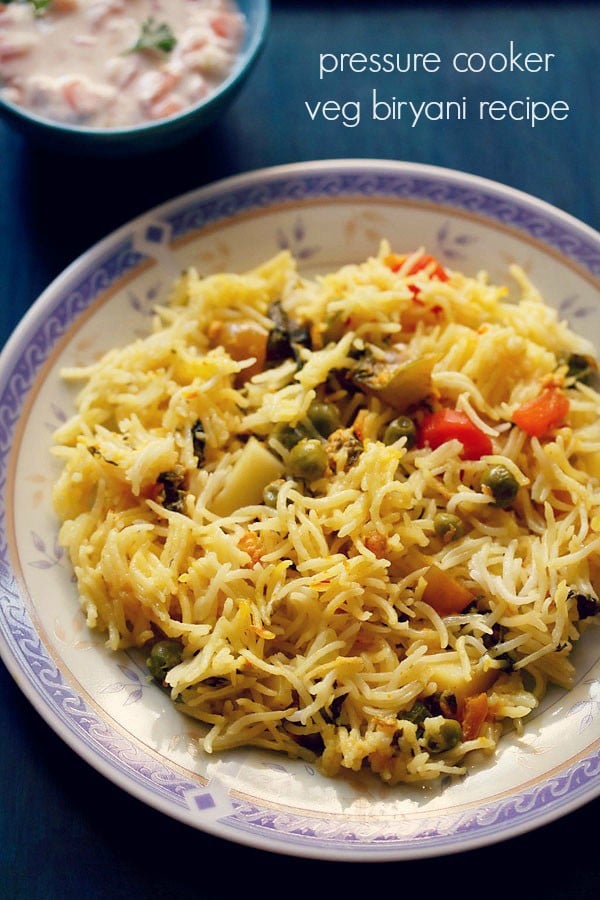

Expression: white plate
xmin=1 ymin=159 xmax=599 ymax=861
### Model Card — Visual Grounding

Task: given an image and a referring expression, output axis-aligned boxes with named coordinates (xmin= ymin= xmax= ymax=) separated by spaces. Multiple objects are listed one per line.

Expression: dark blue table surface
xmin=1 ymin=3 xmax=600 ymax=897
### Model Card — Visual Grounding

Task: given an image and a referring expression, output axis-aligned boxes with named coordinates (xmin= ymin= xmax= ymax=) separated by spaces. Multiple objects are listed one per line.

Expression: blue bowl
xmin=0 ymin=0 xmax=270 ymax=155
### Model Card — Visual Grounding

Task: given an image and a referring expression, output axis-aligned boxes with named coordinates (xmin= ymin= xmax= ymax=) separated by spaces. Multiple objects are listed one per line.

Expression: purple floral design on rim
xmin=435 ymin=220 xmax=478 ymax=262
xmin=28 ymin=531 xmax=64 ymax=571
xmin=276 ymin=217 xmax=321 ymax=260
xmin=567 ymin=679 xmax=600 ymax=734
xmin=101 ymin=653 xmax=151 ymax=707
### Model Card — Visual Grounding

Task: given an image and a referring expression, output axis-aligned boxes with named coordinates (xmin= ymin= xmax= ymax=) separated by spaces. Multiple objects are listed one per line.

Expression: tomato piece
xmin=418 ymin=408 xmax=493 ymax=460
xmin=512 ymin=386 xmax=570 ymax=438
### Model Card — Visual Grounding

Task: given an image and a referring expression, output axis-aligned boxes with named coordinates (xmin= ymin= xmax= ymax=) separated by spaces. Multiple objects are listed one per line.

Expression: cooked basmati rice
xmin=52 ymin=243 xmax=600 ymax=784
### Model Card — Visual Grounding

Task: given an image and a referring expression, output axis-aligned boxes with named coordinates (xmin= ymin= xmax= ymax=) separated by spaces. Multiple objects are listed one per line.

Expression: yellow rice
xmin=52 ymin=243 xmax=600 ymax=784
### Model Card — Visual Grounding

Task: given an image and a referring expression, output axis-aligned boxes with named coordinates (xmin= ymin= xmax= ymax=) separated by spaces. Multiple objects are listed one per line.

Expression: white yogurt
xmin=0 ymin=0 xmax=245 ymax=128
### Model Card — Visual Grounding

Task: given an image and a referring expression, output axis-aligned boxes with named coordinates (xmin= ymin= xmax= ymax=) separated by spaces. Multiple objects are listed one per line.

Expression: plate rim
xmin=1 ymin=157 xmax=600 ymax=862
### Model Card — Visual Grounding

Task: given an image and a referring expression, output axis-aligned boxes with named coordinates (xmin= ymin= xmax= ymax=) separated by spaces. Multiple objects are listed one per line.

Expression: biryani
xmin=52 ymin=243 xmax=600 ymax=784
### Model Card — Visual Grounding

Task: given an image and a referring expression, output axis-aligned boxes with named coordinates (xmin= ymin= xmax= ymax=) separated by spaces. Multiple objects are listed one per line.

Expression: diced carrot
xmin=62 ymin=77 xmax=115 ymax=118
xmin=512 ymin=386 xmax=570 ymax=438
xmin=0 ymin=33 xmax=37 ymax=60
xmin=52 ymin=0 xmax=79 ymax=12
xmin=210 ymin=12 xmax=244 ymax=41
xmin=384 ymin=252 xmax=406 ymax=272
xmin=461 ymin=692 xmax=489 ymax=740
xmin=390 ymin=548 xmax=475 ymax=616
xmin=385 ymin=252 xmax=448 ymax=282
xmin=238 ymin=531 xmax=263 ymax=567
xmin=62 ymin=79 xmax=80 ymax=112
xmin=149 ymin=96 xmax=185 ymax=120
xmin=405 ymin=254 xmax=448 ymax=281
xmin=138 ymin=69 xmax=180 ymax=107
xmin=420 ymin=564 xmax=475 ymax=616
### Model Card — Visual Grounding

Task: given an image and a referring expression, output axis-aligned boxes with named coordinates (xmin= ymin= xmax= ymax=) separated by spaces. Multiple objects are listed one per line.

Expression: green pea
xmin=422 ymin=716 xmax=463 ymax=754
xmin=288 ymin=438 xmax=328 ymax=481
xmin=272 ymin=419 xmax=318 ymax=450
xmin=307 ymin=400 xmax=341 ymax=438
xmin=383 ymin=415 xmax=416 ymax=449
xmin=147 ymin=640 xmax=183 ymax=684
xmin=481 ymin=464 xmax=519 ymax=509
xmin=263 ymin=480 xmax=282 ymax=508
xmin=433 ymin=511 xmax=464 ymax=542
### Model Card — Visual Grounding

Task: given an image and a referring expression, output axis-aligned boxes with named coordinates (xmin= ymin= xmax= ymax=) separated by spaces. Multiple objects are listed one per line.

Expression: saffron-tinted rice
xmin=52 ymin=244 xmax=600 ymax=784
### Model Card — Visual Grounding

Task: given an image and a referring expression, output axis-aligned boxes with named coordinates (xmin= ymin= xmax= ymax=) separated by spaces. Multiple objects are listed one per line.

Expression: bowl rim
xmin=0 ymin=0 xmax=270 ymax=141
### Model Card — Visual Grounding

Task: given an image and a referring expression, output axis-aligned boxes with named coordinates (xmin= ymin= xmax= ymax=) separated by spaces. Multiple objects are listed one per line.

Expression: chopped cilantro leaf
xmin=131 ymin=18 xmax=177 ymax=54
xmin=30 ymin=0 xmax=52 ymax=13
xmin=4 ymin=0 xmax=53 ymax=14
